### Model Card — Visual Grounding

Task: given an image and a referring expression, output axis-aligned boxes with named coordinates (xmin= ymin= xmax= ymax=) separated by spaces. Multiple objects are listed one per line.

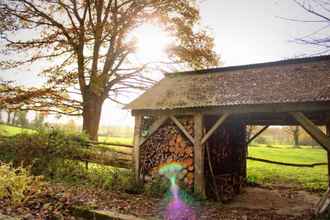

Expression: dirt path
xmin=64 ymin=184 xmax=320 ymax=219
xmin=0 ymin=184 xmax=322 ymax=219
xmin=226 ymin=187 xmax=320 ymax=216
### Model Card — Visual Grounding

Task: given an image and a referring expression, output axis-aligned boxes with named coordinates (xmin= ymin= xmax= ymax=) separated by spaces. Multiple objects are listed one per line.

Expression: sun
xmin=133 ymin=23 xmax=173 ymax=62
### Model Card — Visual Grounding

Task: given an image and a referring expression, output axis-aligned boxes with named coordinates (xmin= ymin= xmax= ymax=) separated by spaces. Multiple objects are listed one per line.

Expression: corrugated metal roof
xmin=126 ymin=56 xmax=330 ymax=110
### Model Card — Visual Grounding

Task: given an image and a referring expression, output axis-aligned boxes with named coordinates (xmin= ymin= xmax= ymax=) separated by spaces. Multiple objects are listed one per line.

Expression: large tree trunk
xmin=82 ymin=93 xmax=104 ymax=141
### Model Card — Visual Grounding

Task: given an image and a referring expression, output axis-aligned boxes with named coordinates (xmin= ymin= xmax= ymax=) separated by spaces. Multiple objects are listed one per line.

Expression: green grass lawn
xmin=97 ymin=136 xmax=133 ymax=154
xmin=98 ymin=136 xmax=133 ymax=145
xmin=247 ymin=144 xmax=328 ymax=191
xmin=0 ymin=124 xmax=35 ymax=136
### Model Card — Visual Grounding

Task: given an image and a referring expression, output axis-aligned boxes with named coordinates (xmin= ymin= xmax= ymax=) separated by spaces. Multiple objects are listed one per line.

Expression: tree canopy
xmin=0 ymin=0 xmax=219 ymax=139
xmin=291 ymin=0 xmax=330 ymax=54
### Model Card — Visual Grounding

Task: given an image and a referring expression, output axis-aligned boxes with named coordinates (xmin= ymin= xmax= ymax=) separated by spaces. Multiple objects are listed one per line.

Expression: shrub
xmin=246 ymin=175 xmax=258 ymax=186
xmin=144 ymin=175 xmax=170 ymax=197
xmin=123 ymin=175 xmax=144 ymax=194
xmin=0 ymin=129 xmax=89 ymax=176
xmin=0 ymin=163 xmax=43 ymax=205
xmin=0 ymin=129 xmax=137 ymax=193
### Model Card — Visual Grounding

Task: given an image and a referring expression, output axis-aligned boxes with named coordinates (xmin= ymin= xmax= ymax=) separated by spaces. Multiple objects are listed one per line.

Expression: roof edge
xmin=166 ymin=54 xmax=330 ymax=76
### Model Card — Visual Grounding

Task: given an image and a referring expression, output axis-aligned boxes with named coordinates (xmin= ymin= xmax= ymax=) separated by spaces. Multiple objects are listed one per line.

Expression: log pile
xmin=204 ymin=116 xmax=247 ymax=202
xmin=140 ymin=115 xmax=247 ymax=200
xmin=140 ymin=117 xmax=194 ymax=188
xmin=214 ymin=174 xmax=245 ymax=202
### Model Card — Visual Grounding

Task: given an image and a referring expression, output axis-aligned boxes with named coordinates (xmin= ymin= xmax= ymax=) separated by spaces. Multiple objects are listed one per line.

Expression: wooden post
xmin=194 ymin=113 xmax=205 ymax=197
xmin=133 ymin=114 xmax=143 ymax=183
xmin=314 ymin=114 xmax=330 ymax=215
xmin=326 ymin=116 xmax=330 ymax=188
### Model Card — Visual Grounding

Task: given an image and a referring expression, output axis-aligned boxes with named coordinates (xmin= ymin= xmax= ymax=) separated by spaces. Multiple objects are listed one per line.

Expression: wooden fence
xmin=81 ymin=141 xmax=133 ymax=169
xmin=0 ymin=135 xmax=327 ymax=169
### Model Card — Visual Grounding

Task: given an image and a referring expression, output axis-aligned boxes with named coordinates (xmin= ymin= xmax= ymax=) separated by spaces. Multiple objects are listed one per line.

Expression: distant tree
xmin=6 ymin=110 xmax=11 ymax=124
xmin=284 ymin=126 xmax=301 ymax=147
xmin=32 ymin=112 xmax=45 ymax=129
xmin=0 ymin=0 xmax=219 ymax=140
xmin=289 ymin=0 xmax=330 ymax=54
xmin=300 ymin=130 xmax=319 ymax=146
xmin=11 ymin=111 xmax=18 ymax=125
xmin=15 ymin=111 xmax=29 ymax=127
xmin=5 ymin=109 xmax=17 ymax=125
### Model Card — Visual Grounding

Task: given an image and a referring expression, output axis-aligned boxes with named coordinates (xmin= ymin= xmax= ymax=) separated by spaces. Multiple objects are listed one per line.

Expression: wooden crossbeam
xmin=247 ymin=125 xmax=269 ymax=145
xmin=133 ymin=115 xmax=143 ymax=182
xmin=170 ymin=116 xmax=195 ymax=145
xmin=290 ymin=112 xmax=330 ymax=151
xmin=201 ymin=113 xmax=229 ymax=144
xmin=138 ymin=116 xmax=168 ymax=148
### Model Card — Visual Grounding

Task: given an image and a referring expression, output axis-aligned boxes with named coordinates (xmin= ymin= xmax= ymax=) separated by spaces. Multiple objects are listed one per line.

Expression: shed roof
xmin=126 ymin=55 xmax=330 ymax=111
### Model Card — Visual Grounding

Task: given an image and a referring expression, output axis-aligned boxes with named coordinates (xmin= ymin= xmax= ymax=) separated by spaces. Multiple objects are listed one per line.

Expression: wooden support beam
xmin=326 ymin=116 xmax=330 ymax=188
xmin=133 ymin=115 xmax=143 ymax=183
xmin=132 ymin=101 xmax=330 ymax=117
xmin=247 ymin=125 xmax=270 ymax=145
xmin=194 ymin=112 xmax=205 ymax=197
xmin=170 ymin=116 xmax=195 ymax=145
xmin=201 ymin=113 xmax=229 ymax=145
xmin=290 ymin=112 xmax=330 ymax=151
xmin=313 ymin=114 xmax=330 ymax=215
xmin=315 ymin=188 xmax=330 ymax=214
xmin=138 ymin=116 xmax=168 ymax=148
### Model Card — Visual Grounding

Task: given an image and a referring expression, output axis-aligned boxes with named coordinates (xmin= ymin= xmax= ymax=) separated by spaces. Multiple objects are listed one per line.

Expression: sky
xmin=1 ymin=0 xmax=328 ymax=128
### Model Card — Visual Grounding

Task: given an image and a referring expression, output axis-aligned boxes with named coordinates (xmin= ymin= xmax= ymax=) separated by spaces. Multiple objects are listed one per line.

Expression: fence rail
xmin=1 ymin=135 xmax=327 ymax=169
xmin=247 ymin=156 xmax=327 ymax=167
xmin=85 ymin=140 xmax=134 ymax=148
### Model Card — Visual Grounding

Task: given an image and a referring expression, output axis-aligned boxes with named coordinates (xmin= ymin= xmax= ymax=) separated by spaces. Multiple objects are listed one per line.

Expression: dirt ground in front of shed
xmin=223 ymin=186 xmax=320 ymax=218
xmin=0 ymin=183 xmax=324 ymax=219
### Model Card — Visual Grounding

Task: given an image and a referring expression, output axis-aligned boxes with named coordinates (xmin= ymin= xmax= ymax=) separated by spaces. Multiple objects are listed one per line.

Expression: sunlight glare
xmin=134 ymin=24 xmax=172 ymax=62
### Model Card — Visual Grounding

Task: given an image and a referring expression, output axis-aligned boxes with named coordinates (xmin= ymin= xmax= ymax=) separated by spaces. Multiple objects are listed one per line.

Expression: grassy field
xmin=248 ymin=144 xmax=328 ymax=191
xmin=97 ymin=136 xmax=133 ymax=154
xmin=0 ymin=124 xmax=35 ymax=136
xmin=99 ymin=136 xmax=133 ymax=145
xmin=0 ymin=124 xmax=328 ymax=191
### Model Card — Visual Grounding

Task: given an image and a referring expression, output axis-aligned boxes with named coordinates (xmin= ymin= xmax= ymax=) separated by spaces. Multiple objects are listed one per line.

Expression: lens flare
xmin=159 ymin=162 xmax=198 ymax=220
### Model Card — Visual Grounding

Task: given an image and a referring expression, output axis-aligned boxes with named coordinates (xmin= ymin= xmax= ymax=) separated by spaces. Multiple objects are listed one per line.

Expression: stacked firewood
xmin=215 ymin=174 xmax=245 ymax=202
xmin=140 ymin=117 xmax=194 ymax=188
xmin=204 ymin=117 xmax=247 ymax=202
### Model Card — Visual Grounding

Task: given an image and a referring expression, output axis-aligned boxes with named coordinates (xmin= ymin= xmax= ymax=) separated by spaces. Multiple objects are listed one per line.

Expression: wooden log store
xmin=126 ymin=55 xmax=330 ymax=207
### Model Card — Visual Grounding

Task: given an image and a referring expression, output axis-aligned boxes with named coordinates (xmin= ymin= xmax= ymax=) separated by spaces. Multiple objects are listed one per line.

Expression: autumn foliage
xmin=0 ymin=0 xmax=219 ymax=139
